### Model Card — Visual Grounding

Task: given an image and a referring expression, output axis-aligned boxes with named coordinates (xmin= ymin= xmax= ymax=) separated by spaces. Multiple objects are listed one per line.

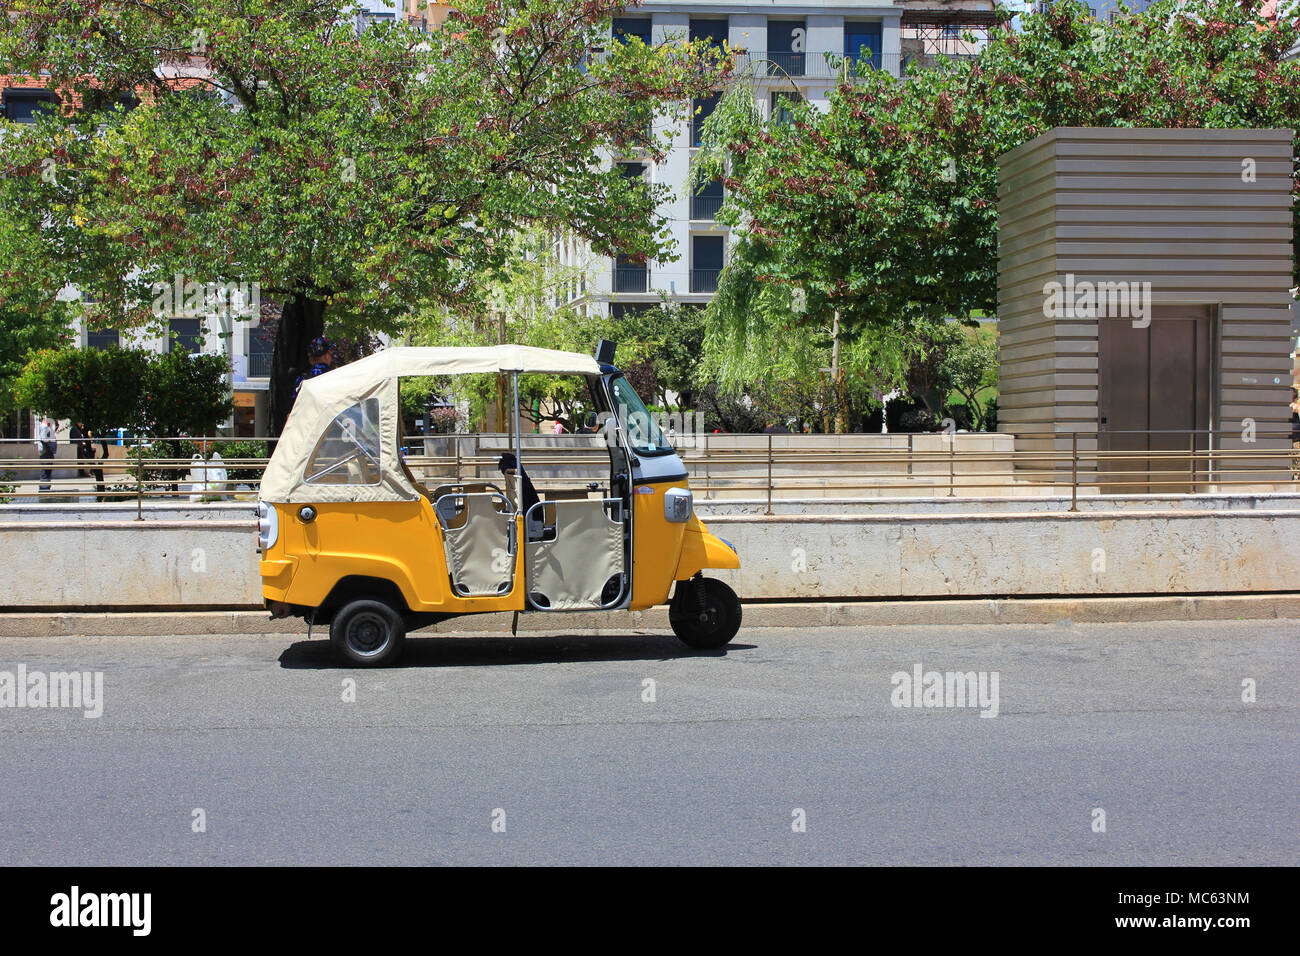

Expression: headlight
xmin=664 ymin=487 xmax=692 ymax=523
xmin=256 ymin=500 xmax=279 ymax=551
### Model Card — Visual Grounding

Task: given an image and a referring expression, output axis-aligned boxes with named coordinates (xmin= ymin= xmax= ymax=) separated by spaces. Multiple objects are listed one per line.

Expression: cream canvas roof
xmin=259 ymin=345 xmax=603 ymax=503
xmin=313 ymin=345 xmax=603 ymax=390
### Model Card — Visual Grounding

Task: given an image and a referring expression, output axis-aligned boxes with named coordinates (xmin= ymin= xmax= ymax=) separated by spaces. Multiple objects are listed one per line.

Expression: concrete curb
xmin=2 ymin=594 xmax=1299 ymax=637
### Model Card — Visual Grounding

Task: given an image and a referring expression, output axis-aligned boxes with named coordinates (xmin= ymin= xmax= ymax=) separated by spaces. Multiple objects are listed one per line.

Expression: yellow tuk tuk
xmin=256 ymin=344 xmax=741 ymax=665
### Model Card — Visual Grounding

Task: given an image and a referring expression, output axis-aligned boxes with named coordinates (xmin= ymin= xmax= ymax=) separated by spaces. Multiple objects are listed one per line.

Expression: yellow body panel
xmin=263 ymin=479 xmax=738 ymax=616
xmin=629 ymin=480 xmax=690 ymax=610
xmin=628 ymin=478 xmax=741 ymax=611
xmin=265 ymin=500 xmax=524 ymax=614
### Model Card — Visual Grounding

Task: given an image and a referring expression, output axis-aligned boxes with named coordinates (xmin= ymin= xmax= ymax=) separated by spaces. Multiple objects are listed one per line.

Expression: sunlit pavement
xmin=0 ymin=621 xmax=1295 ymax=865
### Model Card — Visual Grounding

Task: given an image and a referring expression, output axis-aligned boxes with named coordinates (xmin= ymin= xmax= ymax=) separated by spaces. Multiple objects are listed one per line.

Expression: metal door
xmin=1098 ymin=307 xmax=1212 ymax=494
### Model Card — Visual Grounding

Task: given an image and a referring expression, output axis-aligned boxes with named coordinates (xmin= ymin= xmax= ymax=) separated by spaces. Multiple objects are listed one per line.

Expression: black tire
xmin=669 ymin=577 xmax=742 ymax=649
xmin=329 ymin=598 xmax=406 ymax=667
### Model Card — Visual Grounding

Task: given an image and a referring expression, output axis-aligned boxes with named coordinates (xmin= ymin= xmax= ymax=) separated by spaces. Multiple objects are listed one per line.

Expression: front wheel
xmin=669 ymin=577 xmax=741 ymax=649
xmin=330 ymin=598 xmax=406 ymax=667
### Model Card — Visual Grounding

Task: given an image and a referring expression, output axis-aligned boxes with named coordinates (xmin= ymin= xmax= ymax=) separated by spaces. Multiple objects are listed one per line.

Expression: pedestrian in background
xmin=293 ymin=336 xmax=336 ymax=401
xmin=71 ymin=421 xmax=109 ymax=499
xmin=34 ymin=415 xmax=57 ymax=494
xmin=70 ymin=422 xmax=93 ymax=478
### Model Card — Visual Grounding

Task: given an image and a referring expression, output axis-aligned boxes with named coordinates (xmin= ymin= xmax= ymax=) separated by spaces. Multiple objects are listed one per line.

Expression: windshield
xmin=609 ymin=374 xmax=673 ymax=456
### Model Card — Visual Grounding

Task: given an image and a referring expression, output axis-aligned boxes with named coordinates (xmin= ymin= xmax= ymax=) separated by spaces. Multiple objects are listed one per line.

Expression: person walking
xmin=34 ymin=415 xmax=57 ymax=495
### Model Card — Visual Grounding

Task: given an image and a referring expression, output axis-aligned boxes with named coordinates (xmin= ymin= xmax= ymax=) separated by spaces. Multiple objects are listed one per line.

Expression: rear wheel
xmin=329 ymin=598 xmax=406 ymax=667
xmin=670 ymin=577 xmax=741 ymax=649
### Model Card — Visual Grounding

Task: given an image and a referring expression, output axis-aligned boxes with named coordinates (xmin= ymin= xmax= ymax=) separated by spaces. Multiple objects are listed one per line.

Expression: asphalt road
xmin=0 ymin=620 xmax=1296 ymax=865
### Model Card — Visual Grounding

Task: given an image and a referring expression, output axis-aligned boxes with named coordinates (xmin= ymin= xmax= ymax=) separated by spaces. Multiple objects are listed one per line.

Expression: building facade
xmin=563 ymin=2 xmax=999 ymax=321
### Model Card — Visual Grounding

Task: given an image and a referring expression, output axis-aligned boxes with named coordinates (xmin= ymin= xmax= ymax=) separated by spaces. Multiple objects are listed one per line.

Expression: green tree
xmin=409 ymin=225 xmax=664 ymax=431
xmin=0 ymin=0 xmax=730 ymax=434
xmin=13 ymin=346 xmax=231 ymax=450
xmin=692 ymin=0 xmax=1300 ymax=411
xmin=12 ymin=347 xmax=149 ymax=435
xmin=904 ymin=321 xmax=998 ymax=431
xmin=940 ymin=323 xmax=997 ymax=431
xmin=0 ymin=201 xmax=76 ymax=414
xmin=614 ymin=303 xmax=706 ymax=412
xmin=140 ymin=349 xmax=233 ymax=447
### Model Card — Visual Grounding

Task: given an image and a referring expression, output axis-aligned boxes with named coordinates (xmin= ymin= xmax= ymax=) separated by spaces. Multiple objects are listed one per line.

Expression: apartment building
xmin=563 ymin=2 xmax=999 ymax=321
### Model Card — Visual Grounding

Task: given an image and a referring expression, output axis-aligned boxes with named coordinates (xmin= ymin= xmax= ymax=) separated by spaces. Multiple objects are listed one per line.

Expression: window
xmin=87 ymin=328 xmax=120 ymax=350
xmin=618 ymin=161 xmax=646 ymax=181
xmin=2 ymin=88 xmax=59 ymax=124
xmin=843 ymin=21 xmax=882 ymax=71
xmin=610 ymin=303 xmax=660 ymax=321
xmin=768 ymin=20 xmax=807 ymax=77
xmin=613 ymin=254 xmax=648 ymax=293
xmin=305 ymin=399 xmax=382 ymax=485
xmin=691 ymin=235 xmax=724 ymax=293
xmin=689 ymin=18 xmax=728 ymax=48
xmin=168 ymin=318 xmax=203 ymax=355
xmin=770 ymin=90 xmax=802 ymax=126
xmin=613 ymin=17 xmax=652 ymax=45
xmin=81 ymin=90 xmax=138 ymax=116
xmin=691 ymin=92 xmax=720 ymax=147
xmin=691 ymin=178 xmax=724 ymax=221
xmin=247 ymin=324 xmax=275 ymax=379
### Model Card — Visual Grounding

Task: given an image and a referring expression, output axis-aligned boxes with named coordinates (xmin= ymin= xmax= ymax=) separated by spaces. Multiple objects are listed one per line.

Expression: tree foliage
xmin=693 ymin=0 xmax=1300 ymax=411
xmin=13 ymin=346 xmax=148 ymax=435
xmin=0 ymin=0 xmax=731 ymax=432
xmin=140 ymin=348 xmax=234 ymax=440
xmin=12 ymin=346 xmax=231 ymax=440
xmin=0 ymin=193 xmax=76 ymax=414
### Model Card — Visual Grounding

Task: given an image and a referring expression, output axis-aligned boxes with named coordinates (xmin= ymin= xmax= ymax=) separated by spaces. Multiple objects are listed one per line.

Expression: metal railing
xmin=4 ymin=429 xmax=1298 ymax=516
xmin=691 ymin=193 xmax=724 ymax=220
xmin=731 ymin=50 xmax=905 ymax=78
xmin=690 ymin=269 xmax=721 ymax=293
xmin=247 ymin=351 xmax=273 ymax=379
xmin=612 ymin=266 xmax=649 ymax=293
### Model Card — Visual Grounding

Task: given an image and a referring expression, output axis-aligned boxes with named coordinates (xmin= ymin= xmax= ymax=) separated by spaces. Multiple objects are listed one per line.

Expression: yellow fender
xmin=674 ymin=517 xmax=740 ymax=581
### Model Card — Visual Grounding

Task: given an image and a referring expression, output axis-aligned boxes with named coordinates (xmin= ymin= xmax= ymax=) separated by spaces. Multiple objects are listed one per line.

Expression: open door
xmin=515 ymin=373 xmax=632 ymax=611
xmin=524 ymin=497 xmax=627 ymax=610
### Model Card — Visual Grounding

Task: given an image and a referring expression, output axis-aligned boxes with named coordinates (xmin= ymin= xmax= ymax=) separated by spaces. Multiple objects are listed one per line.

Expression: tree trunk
xmin=269 ymin=293 xmax=326 ymax=437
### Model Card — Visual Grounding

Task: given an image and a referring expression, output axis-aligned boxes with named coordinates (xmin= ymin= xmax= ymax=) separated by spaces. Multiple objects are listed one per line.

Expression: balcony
xmin=613 ymin=266 xmax=649 ymax=293
xmin=690 ymin=269 xmax=720 ymax=294
xmin=248 ymin=351 xmax=273 ymax=379
xmin=731 ymin=50 xmax=903 ymax=79
xmin=691 ymin=191 xmax=724 ymax=221
xmin=765 ymin=50 xmax=807 ymax=77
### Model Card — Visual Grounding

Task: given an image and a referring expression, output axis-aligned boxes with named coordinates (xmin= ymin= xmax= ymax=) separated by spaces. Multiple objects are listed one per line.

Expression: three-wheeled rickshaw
xmin=256 ymin=344 xmax=742 ymax=666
